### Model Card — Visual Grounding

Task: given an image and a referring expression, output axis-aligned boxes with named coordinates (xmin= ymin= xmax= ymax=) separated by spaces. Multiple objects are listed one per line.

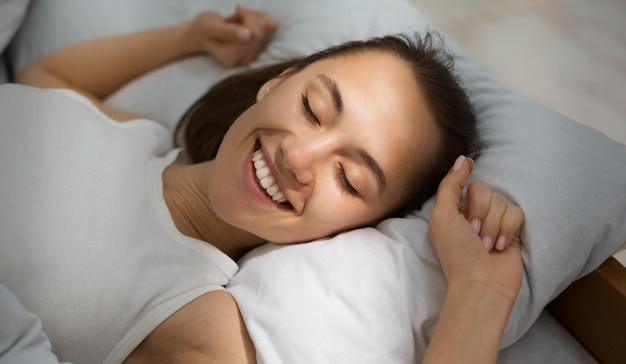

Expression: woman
xmin=1 ymin=5 xmax=523 ymax=363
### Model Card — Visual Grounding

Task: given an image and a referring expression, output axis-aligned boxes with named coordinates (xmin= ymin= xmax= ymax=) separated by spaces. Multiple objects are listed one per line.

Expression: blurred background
xmin=408 ymin=0 xmax=626 ymax=263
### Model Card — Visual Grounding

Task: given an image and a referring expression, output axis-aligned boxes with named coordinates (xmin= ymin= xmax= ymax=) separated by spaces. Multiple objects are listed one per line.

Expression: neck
xmin=162 ymin=161 xmax=265 ymax=260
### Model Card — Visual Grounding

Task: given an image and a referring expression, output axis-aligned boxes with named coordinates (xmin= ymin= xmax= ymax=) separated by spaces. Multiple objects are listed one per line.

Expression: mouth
xmin=252 ymin=144 xmax=293 ymax=209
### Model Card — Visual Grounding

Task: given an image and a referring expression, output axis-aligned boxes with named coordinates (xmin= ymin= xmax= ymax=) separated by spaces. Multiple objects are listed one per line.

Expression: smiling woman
xmin=2 ymin=6 xmax=524 ymax=364
xmin=160 ymin=33 xmax=478 ymax=257
xmin=178 ymin=33 xmax=482 ymax=226
xmin=195 ymin=49 xmax=438 ymax=247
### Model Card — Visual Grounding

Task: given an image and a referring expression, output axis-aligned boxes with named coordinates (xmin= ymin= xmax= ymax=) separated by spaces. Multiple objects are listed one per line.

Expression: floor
xmin=408 ymin=0 xmax=626 ymax=264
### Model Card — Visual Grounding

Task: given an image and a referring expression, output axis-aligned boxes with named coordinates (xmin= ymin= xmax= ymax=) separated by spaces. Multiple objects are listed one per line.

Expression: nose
xmin=279 ymin=133 xmax=335 ymax=186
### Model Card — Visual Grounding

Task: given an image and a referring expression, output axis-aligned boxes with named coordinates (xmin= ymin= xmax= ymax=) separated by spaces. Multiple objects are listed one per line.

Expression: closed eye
xmin=338 ymin=164 xmax=360 ymax=197
xmin=301 ymin=93 xmax=320 ymax=126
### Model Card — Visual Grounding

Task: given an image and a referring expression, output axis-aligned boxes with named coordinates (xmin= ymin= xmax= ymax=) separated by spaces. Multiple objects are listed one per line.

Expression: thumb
xmin=432 ymin=156 xmax=473 ymax=215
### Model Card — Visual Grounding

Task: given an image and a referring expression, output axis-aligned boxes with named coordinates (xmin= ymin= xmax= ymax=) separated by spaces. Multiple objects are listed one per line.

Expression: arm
xmin=15 ymin=6 xmax=276 ymax=121
xmin=124 ymin=290 xmax=255 ymax=364
xmin=424 ymin=281 xmax=515 ymax=363
xmin=423 ymin=156 xmax=524 ymax=364
xmin=15 ymin=23 xmax=194 ymax=121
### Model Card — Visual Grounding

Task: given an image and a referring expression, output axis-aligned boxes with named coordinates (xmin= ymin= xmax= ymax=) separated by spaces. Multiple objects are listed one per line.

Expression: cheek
xmin=306 ymin=193 xmax=380 ymax=233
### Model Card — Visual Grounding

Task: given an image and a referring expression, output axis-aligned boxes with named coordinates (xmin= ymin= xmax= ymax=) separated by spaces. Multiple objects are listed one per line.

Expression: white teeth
xmin=267 ymin=185 xmax=279 ymax=196
xmin=252 ymin=149 xmax=287 ymax=204
xmin=256 ymin=166 xmax=269 ymax=178
xmin=272 ymin=191 xmax=285 ymax=202
xmin=260 ymin=176 xmax=273 ymax=189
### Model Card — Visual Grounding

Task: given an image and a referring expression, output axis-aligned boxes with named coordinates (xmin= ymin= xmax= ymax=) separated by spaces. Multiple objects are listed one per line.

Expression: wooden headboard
xmin=547 ymin=256 xmax=626 ymax=363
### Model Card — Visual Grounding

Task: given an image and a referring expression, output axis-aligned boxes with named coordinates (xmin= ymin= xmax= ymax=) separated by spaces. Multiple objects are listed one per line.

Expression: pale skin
xmin=15 ymin=6 xmax=524 ymax=364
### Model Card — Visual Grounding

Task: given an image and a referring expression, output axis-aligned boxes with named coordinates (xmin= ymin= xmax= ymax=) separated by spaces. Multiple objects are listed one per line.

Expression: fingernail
xmin=495 ymin=236 xmax=507 ymax=251
xmin=482 ymin=236 xmax=493 ymax=250
xmin=237 ymin=27 xmax=251 ymax=41
xmin=452 ymin=155 xmax=465 ymax=171
xmin=471 ymin=218 xmax=481 ymax=234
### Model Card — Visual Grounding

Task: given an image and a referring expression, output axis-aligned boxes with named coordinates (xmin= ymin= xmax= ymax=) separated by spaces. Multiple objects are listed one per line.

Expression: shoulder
xmin=124 ymin=290 xmax=256 ymax=364
xmin=1 ymin=84 xmax=173 ymax=154
xmin=0 ymin=84 xmax=168 ymax=133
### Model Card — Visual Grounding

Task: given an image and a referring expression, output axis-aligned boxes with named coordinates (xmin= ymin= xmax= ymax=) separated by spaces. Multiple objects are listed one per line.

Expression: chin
xmin=268 ymin=229 xmax=332 ymax=245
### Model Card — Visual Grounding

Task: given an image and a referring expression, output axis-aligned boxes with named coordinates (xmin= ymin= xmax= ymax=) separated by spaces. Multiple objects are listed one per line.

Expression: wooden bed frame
xmin=547 ymin=256 xmax=626 ymax=363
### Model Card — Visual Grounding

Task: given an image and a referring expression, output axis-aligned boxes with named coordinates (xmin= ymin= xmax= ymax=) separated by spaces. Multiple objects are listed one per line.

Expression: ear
xmin=256 ymin=67 xmax=295 ymax=101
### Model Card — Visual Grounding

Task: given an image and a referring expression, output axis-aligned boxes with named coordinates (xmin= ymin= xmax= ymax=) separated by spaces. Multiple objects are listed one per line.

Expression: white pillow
xmin=0 ymin=0 xmax=30 ymax=84
xmin=0 ymin=0 xmax=30 ymax=51
xmin=8 ymin=0 xmax=626 ymax=363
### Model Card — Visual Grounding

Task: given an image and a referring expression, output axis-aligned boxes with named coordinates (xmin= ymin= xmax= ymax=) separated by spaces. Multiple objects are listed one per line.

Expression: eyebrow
xmin=316 ymin=74 xmax=385 ymax=194
xmin=317 ymin=74 xmax=343 ymax=115
xmin=356 ymin=148 xmax=387 ymax=195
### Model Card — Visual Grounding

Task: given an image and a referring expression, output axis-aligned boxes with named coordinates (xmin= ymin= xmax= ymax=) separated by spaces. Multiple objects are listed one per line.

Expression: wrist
xmin=175 ymin=21 xmax=202 ymax=56
xmin=447 ymin=279 xmax=517 ymax=318
xmin=424 ymin=282 xmax=514 ymax=364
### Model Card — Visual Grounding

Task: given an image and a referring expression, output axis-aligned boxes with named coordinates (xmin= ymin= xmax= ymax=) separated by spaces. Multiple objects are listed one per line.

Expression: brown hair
xmin=175 ymin=31 xmax=481 ymax=214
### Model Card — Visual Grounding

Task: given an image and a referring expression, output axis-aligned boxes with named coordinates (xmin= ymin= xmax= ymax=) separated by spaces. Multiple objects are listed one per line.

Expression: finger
xmin=460 ymin=180 xmax=490 ymax=234
xmin=199 ymin=12 xmax=251 ymax=42
xmin=234 ymin=5 xmax=259 ymax=26
xmin=480 ymin=194 xmax=508 ymax=250
xmin=223 ymin=23 xmax=252 ymax=42
xmin=432 ymin=156 xmax=473 ymax=216
xmin=225 ymin=5 xmax=244 ymax=23
xmin=508 ymin=235 xmax=522 ymax=250
xmin=494 ymin=205 xmax=524 ymax=251
xmin=237 ymin=7 xmax=276 ymax=34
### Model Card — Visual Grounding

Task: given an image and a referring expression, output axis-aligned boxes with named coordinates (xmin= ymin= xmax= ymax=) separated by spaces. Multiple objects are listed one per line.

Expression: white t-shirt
xmin=0 ymin=84 xmax=238 ymax=364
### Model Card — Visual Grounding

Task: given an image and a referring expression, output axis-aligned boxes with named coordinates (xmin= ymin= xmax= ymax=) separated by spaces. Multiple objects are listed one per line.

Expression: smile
xmin=252 ymin=148 xmax=288 ymax=204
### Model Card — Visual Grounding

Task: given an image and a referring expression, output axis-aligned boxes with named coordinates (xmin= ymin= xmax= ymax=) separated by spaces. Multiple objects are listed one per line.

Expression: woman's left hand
xmin=188 ymin=6 xmax=277 ymax=67
xmin=429 ymin=156 xmax=524 ymax=304
xmin=424 ymin=156 xmax=525 ymax=364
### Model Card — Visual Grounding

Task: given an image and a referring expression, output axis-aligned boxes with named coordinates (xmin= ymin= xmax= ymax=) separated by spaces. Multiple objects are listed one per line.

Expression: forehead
xmin=303 ymin=51 xmax=424 ymax=120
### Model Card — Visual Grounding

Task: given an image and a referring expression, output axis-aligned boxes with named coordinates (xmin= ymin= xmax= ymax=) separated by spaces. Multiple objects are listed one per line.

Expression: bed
xmin=1 ymin=0 xmax=625 ymax=363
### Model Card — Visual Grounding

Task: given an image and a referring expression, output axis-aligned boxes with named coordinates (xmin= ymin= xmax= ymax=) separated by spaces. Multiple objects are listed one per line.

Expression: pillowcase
xmin=0 ymin=0 xmax=30 ymax=83
xmin=0 ymin=0 xmax=30 ymax=51
xmin=8 ymin=0 xmax=626 ymax=362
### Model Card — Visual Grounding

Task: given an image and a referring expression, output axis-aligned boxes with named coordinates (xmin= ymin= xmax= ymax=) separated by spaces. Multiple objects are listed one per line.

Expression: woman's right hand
xmin=188 ymin=6 xmax=277 ymax=67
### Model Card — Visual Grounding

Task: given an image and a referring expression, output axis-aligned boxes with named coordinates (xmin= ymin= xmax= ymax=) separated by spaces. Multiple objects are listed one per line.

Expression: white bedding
xmin=3 ymin=0 xmax=626 ymax=362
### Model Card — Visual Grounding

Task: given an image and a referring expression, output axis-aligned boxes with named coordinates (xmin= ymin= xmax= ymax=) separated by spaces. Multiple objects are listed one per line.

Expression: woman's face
xmin=208 ymin=51 xmax=440 ymax=243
